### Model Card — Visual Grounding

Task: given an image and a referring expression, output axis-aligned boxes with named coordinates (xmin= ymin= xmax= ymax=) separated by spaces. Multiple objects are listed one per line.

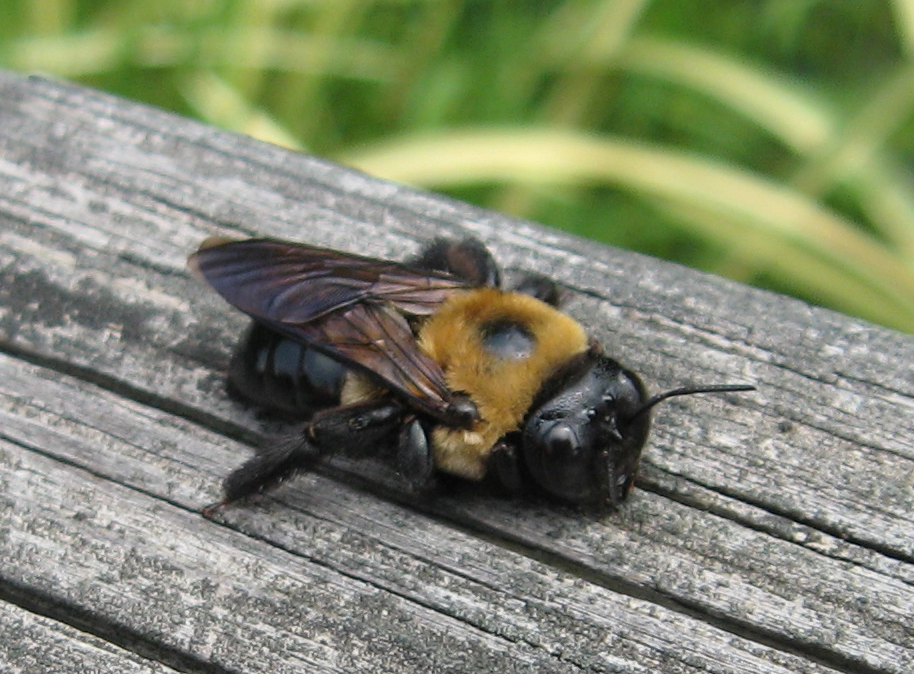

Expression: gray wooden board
xmin=0 ymin=352 xmax=842 ymax=674
xmin=0 ymin=69 xmax=911 ymax=673
xmin=0 ymin=601 xmax=181 ymax=674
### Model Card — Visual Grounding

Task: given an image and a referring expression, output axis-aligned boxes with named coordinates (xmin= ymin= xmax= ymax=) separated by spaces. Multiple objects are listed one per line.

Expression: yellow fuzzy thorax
xmin=418 ymin=288 xmax=589 ymax=479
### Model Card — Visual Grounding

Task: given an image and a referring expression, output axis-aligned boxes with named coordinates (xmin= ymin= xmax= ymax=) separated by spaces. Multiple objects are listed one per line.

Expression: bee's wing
xmin=289 ymin=302 xmax=456 ymax=417
xmin=189 ymin=238 xmax=471 ymax=420
xmin=189 ymin=238 xmax=468 ymax=322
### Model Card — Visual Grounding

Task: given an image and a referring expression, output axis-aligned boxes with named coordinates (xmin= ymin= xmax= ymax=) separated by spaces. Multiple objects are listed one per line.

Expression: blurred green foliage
xmin=4 ymin=0 xmax=914 ymax=332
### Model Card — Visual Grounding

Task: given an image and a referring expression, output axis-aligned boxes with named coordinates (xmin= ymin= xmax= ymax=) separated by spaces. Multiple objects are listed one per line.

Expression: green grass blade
xmin=615 ymin=37 xmax=832 ymax=154
xmin=344 ymin=128 xmax=914 ymax=331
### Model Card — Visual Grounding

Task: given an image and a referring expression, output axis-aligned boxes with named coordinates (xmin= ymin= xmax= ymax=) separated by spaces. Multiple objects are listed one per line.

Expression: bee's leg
xmin=396 ymin=417 xmax=436 ymax=493
xmin=410 ymin=238 xmax=501 ymax=287
xmin=308 ymin=399 xmax=404 ymax=456
xmin=489 ymin=440 xmax=524 ymax=494
xmin=206 ymin=431 xmax=321 ymax=515
xmin=204 ymin=399 xmax=403 ymax=515
xmin=512 ymin=274 xmax=561 ymax=306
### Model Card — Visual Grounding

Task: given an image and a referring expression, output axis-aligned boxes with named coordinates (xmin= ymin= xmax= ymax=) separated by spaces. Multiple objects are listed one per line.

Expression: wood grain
xmin=1 ymin=70 xmax=912 ymax=674
xmin=0 ymin=602 xmax=181 ymax=674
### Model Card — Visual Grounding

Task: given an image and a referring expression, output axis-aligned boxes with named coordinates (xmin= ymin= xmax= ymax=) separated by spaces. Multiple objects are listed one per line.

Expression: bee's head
xmin=521 ymin=351 xmax=754 ymax=508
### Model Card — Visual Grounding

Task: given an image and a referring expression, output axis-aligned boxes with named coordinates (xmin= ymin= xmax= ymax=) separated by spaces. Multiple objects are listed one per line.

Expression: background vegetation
xmin=3 ymin=0 xmax=914 ymax=333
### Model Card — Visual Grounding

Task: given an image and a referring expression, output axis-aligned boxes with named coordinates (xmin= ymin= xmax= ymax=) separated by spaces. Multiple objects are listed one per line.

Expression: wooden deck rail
xmin=1 ymin=70 xmax=912 ymax=674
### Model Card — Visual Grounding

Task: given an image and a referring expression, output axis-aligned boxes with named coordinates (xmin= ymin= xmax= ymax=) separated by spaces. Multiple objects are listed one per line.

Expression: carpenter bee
xmin=190 ymin=236 xmax=753 ymax=512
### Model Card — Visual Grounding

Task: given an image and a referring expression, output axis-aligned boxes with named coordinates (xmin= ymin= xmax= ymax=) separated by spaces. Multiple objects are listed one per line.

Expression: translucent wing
xmin=189 ymin=238 xmax=468 ymax=321
xmin=189 ymin=238 xmax=472 ymax=420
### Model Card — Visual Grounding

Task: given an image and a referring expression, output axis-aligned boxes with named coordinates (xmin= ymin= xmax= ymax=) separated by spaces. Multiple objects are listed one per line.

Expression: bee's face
xmin=521 ymin=355 xmax=651 ymax=507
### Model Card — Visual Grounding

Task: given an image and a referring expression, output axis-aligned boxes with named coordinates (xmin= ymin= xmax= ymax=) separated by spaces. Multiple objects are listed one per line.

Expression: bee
xmin=190 ymin=236 xmax=753 ymax=512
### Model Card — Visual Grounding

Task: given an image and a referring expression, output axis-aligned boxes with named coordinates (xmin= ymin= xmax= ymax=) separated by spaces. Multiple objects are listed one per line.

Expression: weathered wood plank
xmin=1 ymin=348 xmax=910 ymax=674
xmin=0 ymin=70 xmax=912 ymax=673
xmin=0 ymin=352 xmax=843 ymax=674
xmin=1 ymin=71 xmax=911 ymax=559
xmin=2 ymin=444 xmax=582 ymax=674
xmin=0 ymin=601 xmax=180 ymax=674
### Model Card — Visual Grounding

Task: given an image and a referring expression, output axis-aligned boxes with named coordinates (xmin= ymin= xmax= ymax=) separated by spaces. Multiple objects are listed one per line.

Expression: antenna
xmin=629 ymin=384 xmax=756 ymax=422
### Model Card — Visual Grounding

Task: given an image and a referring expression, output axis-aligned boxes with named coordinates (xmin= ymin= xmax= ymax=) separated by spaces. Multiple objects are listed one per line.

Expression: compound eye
xmin=531 ymin=421 xmax=595 ymax=502
xmin=544 ymin=423 xmax=579 ymax=459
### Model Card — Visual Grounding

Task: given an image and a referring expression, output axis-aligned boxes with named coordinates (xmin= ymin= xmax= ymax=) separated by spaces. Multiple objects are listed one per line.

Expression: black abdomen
xmin=227 ymin=322 xmax=346 ymax=418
